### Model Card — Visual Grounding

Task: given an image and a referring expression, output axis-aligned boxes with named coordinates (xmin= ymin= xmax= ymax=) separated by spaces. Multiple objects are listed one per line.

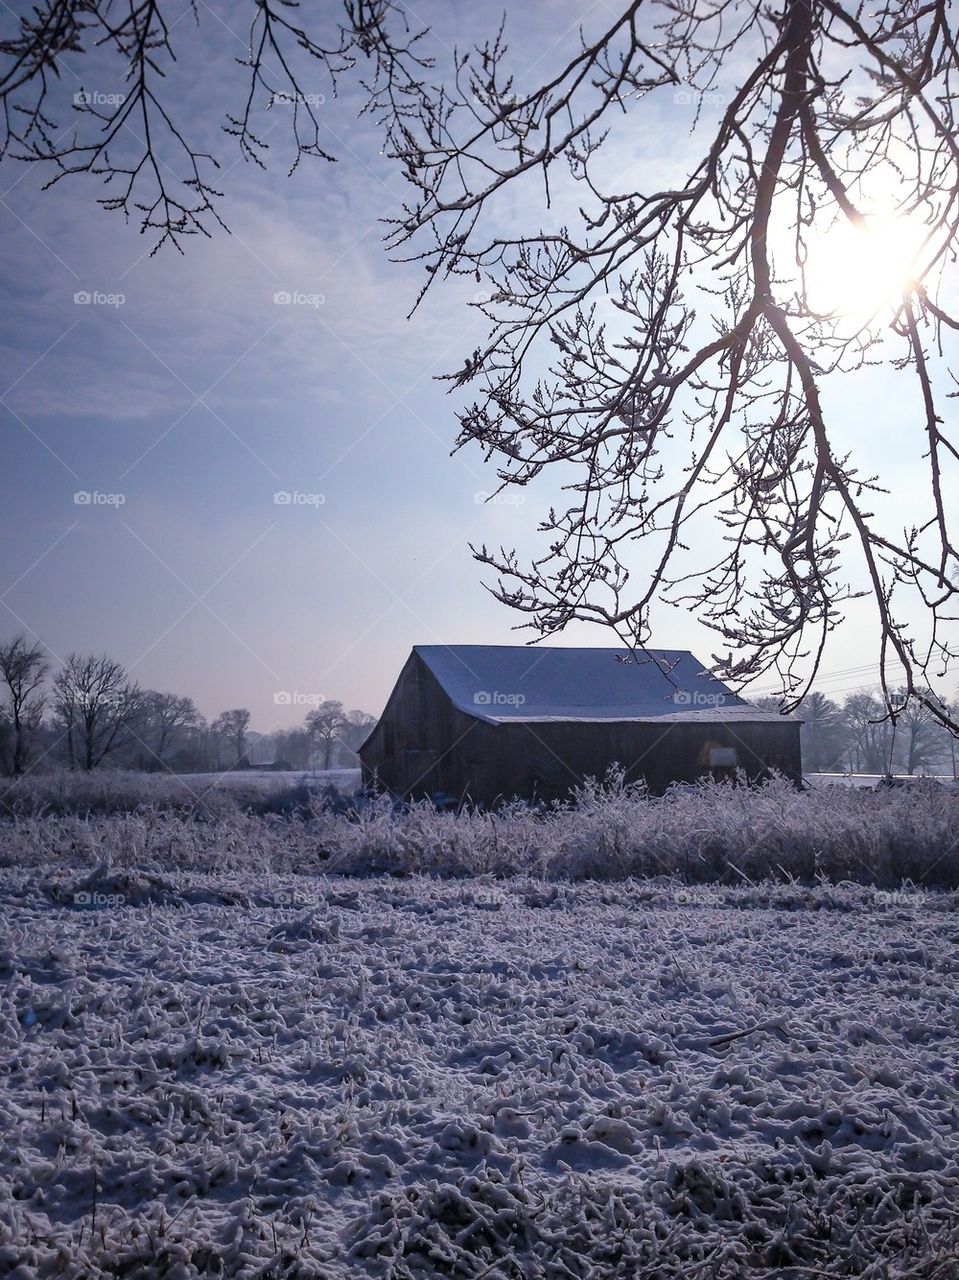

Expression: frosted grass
xmin=1 ymin=770 xmax=957 ymax=888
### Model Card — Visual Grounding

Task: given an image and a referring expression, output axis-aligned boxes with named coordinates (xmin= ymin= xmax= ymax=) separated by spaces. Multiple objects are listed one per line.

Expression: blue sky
xmin=1 ymin=0 xmax=954 ymax=729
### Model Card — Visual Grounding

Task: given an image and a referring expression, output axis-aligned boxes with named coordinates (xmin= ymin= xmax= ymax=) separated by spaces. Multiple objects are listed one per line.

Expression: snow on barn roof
xmin=414 ymin=645 xmax=787 ymax=725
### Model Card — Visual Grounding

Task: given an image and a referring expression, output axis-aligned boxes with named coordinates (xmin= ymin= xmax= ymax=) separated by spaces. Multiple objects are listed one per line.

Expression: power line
xmin=747 ymin=660 xmax=894 ymax=698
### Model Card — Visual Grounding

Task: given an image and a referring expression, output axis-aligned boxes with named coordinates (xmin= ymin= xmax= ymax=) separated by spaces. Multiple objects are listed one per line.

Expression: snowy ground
xmin=1 ymin=869 xmax=958 ymax=1278
xmin=173 ymin=770 xmax=362 ymax=791
xmin=804 ymin=773 xmax=958 ymax=789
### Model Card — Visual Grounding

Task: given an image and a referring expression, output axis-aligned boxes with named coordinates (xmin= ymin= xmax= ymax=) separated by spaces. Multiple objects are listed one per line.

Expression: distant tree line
xmin=756 ymin=690 xmax=959 ymax=778
xmin=1 ymin=632 xmax=954 ymax=779
xmin=0 ymin=635 xmax=375 ymax=776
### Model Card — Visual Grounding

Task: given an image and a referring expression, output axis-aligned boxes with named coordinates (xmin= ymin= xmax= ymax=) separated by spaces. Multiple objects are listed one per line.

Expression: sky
xmin=0 ymin=0 xmax=955 ymax=731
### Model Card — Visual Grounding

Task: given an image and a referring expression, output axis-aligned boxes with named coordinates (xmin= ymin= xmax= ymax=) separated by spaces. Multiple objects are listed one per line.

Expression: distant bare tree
xmin=53 ymin=653 xmax=140 ymax=771
xmin=341 ymin=709 xmax=377 ymax=756
xmin=305 ymin=700 xmax=350 ymax=772
xmin=212 ymin=708 xmax=251 ymax=769
xmin=751 ymin=697 xmax=784 ymax=713
xmin=271 ymin=727 xmax=312 ymax=772
xmin=0 ymin=634 xmax=49 ymax=775
xmin=141 ymin=691 xmax=201 ymax=768
xmin=945 ymin=701 xmax=959 ymax=780
xmin=795 ymin=691 xmax=852 ymax=774
xmin=843 ymin=691 xmax=894 ymax=776
xmin=888 ymin=687 xmax=944 ymax=776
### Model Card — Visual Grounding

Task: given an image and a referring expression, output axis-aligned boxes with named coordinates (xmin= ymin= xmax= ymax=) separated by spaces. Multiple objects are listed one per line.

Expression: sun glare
xmin=802 ymin=215 xmax=924 ymax=322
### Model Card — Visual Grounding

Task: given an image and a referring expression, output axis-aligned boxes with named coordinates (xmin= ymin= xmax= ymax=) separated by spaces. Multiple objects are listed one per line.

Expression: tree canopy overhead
xmin=3 ymin=0 xmax=957 ymax=728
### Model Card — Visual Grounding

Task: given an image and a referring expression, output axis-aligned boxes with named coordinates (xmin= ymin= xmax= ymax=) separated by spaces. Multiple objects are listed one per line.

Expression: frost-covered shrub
xmin=1 ymin=770 xmax=957 ymax=886
xmin=0 ymin=769 xmax=338 ymax=819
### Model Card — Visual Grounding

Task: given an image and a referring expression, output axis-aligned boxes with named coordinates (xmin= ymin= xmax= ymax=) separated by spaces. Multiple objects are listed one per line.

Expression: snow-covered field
xmin=2 ymin=867 xmax=958 ymax=1278
xmin=805 ymin=774 xmax=958 ymax=789
xmin=173 ymin=770 xmax=362 ymax=791
xmin=0 ymin=769 xmax=362 ymax=820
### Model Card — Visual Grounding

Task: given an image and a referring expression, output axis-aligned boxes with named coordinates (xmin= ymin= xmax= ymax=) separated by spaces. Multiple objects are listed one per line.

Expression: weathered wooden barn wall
xmin=360 ymin=652 xmax=802 ymax=806
xmin=479 ymin=718 xmax=801 ymax=802
xmin=360 ymin=652 xmax=485 ymax=799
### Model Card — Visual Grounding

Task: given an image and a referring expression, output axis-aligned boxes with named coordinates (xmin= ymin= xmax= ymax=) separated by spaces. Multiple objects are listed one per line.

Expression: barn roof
xmin=413 ymin=645 xmax=788 ymax=725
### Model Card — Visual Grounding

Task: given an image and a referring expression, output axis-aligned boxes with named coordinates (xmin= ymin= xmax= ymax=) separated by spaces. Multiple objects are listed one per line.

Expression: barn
xmin=359 ymin=645 xmax=801 ymax=806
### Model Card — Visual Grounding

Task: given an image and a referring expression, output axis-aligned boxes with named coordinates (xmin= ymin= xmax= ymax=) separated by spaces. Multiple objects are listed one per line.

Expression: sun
xmin=801 ymin=215 xmax=923 ymax=322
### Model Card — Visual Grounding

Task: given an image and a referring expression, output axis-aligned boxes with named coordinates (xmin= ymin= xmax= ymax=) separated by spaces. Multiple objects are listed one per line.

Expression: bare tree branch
xmin=3 ymin=0 xmax=957 ymax=730
xmin=378 ymin=0 xmax=959 ymax=731
xmin=0 ymin=0 xmax=429 ymax=250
